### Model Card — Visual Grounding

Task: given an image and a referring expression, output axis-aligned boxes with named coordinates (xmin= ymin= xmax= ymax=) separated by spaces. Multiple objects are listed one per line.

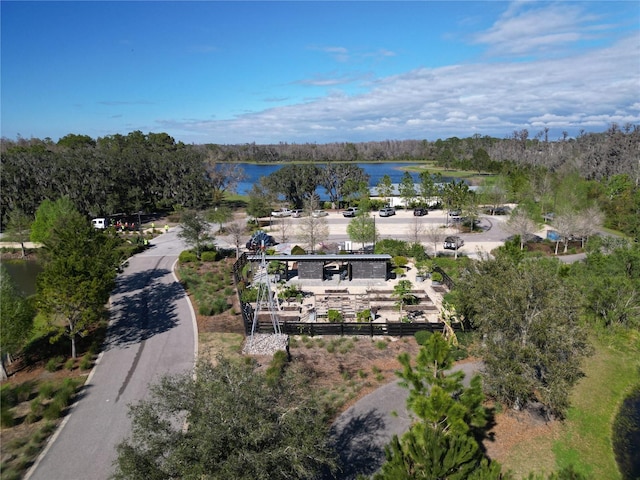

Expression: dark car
xmin=379 ymin=207 xmax=396 ymax=217
xmin=246 ymin=230 xmax=277 ymax=250
xmin=413 ymin=207 xmax=428 ymax=216
xmin=443 ymin=236 xmax=464 ymax=250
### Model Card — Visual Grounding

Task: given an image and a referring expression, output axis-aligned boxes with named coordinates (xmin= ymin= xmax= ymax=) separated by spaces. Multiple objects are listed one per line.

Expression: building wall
xmin=298 ymin=261 xmax=324 ymax=280
xmin=352 ymin=261 xmax=387 ymax=279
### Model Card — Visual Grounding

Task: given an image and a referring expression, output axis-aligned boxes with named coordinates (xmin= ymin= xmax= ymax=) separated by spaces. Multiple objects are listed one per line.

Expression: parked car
xmin=246 ymin=230 xmax=277 ymax=250
xmin=342 ymin=207 xmax=359 ymax=217
xmin=413 ymin=207 xmax=428 ymax=216
xmin=312 ymin=209 xmax=328 ymax=217
xmin=291 ymin=209 xmax=305 ymax=218
xmin=443 ymin=236 xmax=464 ymax=250
xmin=448 ymin=210 xmax=461 ymax=217
xmin=379 ymin=207 xmax=396 ymax=217
xmin=271 ymin=208 xmax=292 ymax=217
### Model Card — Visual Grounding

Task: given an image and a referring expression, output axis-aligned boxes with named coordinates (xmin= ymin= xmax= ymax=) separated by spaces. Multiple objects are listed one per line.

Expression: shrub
xmin=327 ymin=309 xmax=344 ymax=323
xmin=212 ymin=297 xmax=229 ymax=315
xmin=1 ymin=385 xmax=18 ymax=408
xmin=430 ymin=271 xmax=443 ymax=283
xmin=375 ymin=340 xmax=388 ymax=350
xmin=38 ymin=382 xmax=56 ymax=400
xmin=45 ymin=356 xmax=63 ymax=372
xmin=1 ymin=407 xmax=15 ymax=427
xmin=291 ymin=245 xmax=306 ymax=255
xmin=356 ymin=309 xmax=372 ymax=323
xmin=201 ymin=250 xmax=219 ymax=262
xmin=265 ymin=350 xmax=289 ymax=386
xmin=392 ymin=256 xmax=408 ymax=268
xmin=79 ymin=354 xmax=93 ymax=370
xmin=43 ymin=400 xmax=64 ymax=420
xmin=178 ymin=250 xmax=198 ymax=263
xmin=223 ymin=287 xmax=234 ymax=296
xmin=414 ymin=330 xmax=433 ymax=345
xmin=64 ymin=358 xmax=75 ymax=370
xmin=240 ymin=287 xmax=259 ymax=303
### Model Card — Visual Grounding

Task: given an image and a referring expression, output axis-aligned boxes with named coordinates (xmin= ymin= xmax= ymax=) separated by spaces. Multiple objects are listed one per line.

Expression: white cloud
xmin=157 ymin=9 xmax=639 ymax=144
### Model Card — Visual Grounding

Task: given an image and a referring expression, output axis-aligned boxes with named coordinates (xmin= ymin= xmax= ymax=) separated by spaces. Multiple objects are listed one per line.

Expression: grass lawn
xmin=500 ymin=330 xmax=640 ymax=479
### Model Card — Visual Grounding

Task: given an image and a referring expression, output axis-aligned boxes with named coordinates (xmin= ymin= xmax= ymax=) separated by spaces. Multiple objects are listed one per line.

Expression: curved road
xmin=27 ymin=230 xmax=197 ymax=480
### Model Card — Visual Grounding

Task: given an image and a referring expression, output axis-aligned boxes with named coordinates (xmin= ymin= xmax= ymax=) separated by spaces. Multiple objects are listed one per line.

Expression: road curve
xmin=27 ymin=230 xmax=197 ymax=480
xmin=326 ymin=361 xmax=482 ymax=480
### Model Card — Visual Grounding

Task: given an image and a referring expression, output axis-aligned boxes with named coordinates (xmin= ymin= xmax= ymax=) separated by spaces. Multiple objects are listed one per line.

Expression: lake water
xmin=235 ymin=162 xmax=449 ymax=197
xmin=2 ymin=259 xmax=42 ymax=296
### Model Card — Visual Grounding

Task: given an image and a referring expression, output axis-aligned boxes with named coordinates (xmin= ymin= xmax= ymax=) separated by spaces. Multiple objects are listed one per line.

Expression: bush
xmin=64 ymin=358 xmax=75 ymax=370
xmin=327 ymin=309 xmax=344 ymax=323
xmin=375 ymin=340 xmax=388 ymax=350
xmin=431 ymin=271 xmax=443 ymax=283
xmin=265 ymin=350 xmax=289 ymax=386
xmin=212 ymin=297 xmax=229 ymax=315
xmin=240 ymin=287 xmax=259 ymax=303
xmin=38 ymin=382 xmax=56 ymax=400
xmin=179 ymin=250 xmax=199 ymax=263
xmin=356 ymin=309 xmax=372 ymax=323
xmin=79 ymin=354 xmax=93 ymax=370
xmin=43 ymin=400 xmax=64 ymax=420
xmin=291 ymin=245 xmax=306 ymax=255
xmin=1 ymin=407 xmax=15 ymax=427
xmin=1 ymin=385 xmax=18 ymax=408
xmin=201 ymin=250 xmax=219 ymax=262
xmin=375 ymin=239 xmax=409 ymax=257
xmin=414 ymin=330 xmax=433 ymax=345
xmin=45 ymin=356 xmax=63 ymax=372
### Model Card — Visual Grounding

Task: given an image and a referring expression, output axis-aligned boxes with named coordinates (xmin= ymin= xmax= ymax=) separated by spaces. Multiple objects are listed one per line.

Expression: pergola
xmin=246 ymin=254 xmax=392 ymax=281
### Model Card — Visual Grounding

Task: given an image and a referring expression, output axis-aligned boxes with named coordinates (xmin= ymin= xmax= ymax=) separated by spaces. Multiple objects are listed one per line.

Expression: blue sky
xmin=1 ymin=1 xmax=638 ymax=144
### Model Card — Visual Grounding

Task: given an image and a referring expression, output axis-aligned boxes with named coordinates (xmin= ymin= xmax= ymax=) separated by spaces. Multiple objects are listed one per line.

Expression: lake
xmin=235 ymin=162 xmax=455 ymax=198
xmin=2 ymin=259 xmax=42 ymax=296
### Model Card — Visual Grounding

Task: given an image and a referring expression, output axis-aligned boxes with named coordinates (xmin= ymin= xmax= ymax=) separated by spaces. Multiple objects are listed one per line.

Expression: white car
xmin=311 ymin=210 xmax=328 ymax=217
xmin=291 ymin=209 xmax=305 ymax=218
xmin=271 ymin=208 xmax=292 ymax=217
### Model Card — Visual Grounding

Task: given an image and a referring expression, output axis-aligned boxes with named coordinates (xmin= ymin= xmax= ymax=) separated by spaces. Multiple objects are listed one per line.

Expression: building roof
xmin=247 ymin=254 xmax=392 ymax=262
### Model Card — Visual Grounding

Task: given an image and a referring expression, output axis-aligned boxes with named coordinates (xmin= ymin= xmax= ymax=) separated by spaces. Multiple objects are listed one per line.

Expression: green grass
xmin=502 ymin=330 xmax=640 ymax=479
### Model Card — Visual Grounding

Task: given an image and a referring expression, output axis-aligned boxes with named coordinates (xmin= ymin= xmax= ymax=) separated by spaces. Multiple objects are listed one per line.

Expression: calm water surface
xmin=2 ymin=259 xmax=42 ymax=296
xmin=235 ymin=163 xmax=435 ymax=197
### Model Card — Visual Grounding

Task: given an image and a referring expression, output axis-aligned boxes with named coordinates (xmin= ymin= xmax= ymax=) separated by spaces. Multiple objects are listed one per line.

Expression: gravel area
xmin=242 ymin=333 xmax=289 ymax=355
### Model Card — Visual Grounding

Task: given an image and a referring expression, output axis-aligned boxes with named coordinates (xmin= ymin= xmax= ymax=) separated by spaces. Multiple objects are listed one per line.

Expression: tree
xmin=37 ymin=211 xmax=120 ymax=358
xmin=407 ymin=216 xmax=426 ymax=246
xmin=375 ymin=333 xmax=501 ymax=479
xmin=456 ymin=254 xmax=591 ymax=417
xmin=246 ymin=182 xmax=275 ymax=219
xmin=392 ymin=280 xmax=415 ymax=315
xmin=573 ymin=205 xmax=603 ymax=248
xmin=347 ymin=212 xmax=377 ymax=249
xmin=205 ymin=161 xmax=246 ymax=206
xmin=505 ymin=209 xmax=537 ymax=250
xmin=551 ymin=212 xmax=576 ymax=254
xmin=263 ymin=164 xmax=320 ymax=207
xmin=113 ymin=357 xmax=337 ymax=480
xmin=318 ymin=163 xmax=369 ymax=206
xmin=225 ymin=222 xmax=246 ymax=259
xmin=376 ymin=174 xmax=394 ymax=206
xmin=5 ymin=208 xmax=33 ymax=258
xmin=398 ymin=171 xmax=417 ymax=208
xmin=30 ymin=196 xmax=77 ymax=243
xmin=296 ymin=198 xmax=329 ymax=253
xmin=206 ymin=205 xmax=233 ymax=233
xmin=0 ymin=266 xmax=35 ymax=380
xmin=425 ymin=225 xmax=446 ymax=256
xmin=178 ymin=210 xmax=213 ymax=259
xmin=418 ymin=170 xmax=440 ymax=206
xmin=276 ymin=217 xmax=292 ymax=244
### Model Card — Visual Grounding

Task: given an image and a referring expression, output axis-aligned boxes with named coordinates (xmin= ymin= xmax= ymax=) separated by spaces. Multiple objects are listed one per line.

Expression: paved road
xmin=27 ymin=230 xmax=197 ymax=480
xmin=326 ymin=361 xmax=482 ymax=480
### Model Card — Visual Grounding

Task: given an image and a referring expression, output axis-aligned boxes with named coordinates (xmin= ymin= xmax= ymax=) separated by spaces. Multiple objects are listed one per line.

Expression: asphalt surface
xmin=326 ymin=361 xmax=482 ymax=480
xmin=26 ymin=230 xmax=197 ymax=480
